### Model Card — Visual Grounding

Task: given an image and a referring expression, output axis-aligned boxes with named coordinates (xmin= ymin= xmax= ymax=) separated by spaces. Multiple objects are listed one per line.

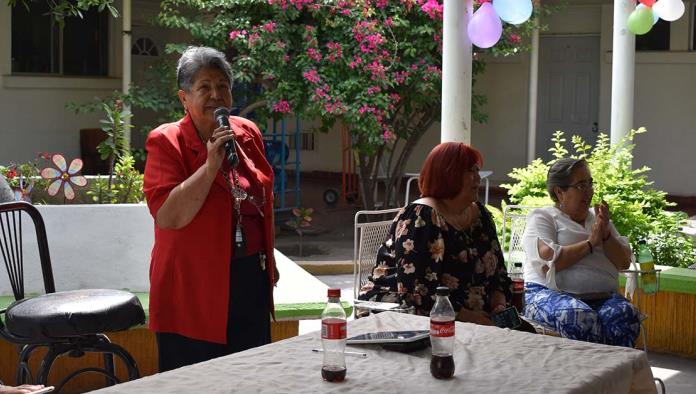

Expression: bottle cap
xmin=435 ymin=286 xmax=450 ymax=296
xmin=327 ymin=288 xmax=341 ymax=298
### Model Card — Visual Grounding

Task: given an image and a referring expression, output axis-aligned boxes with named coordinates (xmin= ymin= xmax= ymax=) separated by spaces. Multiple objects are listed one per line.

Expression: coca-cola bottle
xmin=430 ymin=286 xmax=455 ymax=379
xmin=321 ymin=288 xmax=347 ymax=382
xmin=509 ymin=262 xmax=525 ymax=313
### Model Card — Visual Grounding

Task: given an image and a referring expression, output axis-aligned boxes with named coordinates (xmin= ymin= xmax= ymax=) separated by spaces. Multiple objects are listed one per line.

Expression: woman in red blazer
xmin=143 ymin=46 xmax=277 ymax=372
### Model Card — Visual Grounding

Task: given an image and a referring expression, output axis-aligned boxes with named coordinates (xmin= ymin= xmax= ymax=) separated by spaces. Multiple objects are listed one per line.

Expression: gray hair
xmin=546 ymin=158 xmax=588 ymax=202
xmin=176 ymin=46 xmax=234 ymax=92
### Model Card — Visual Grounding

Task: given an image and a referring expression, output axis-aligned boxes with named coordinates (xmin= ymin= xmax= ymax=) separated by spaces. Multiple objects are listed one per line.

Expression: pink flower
xmin=367 ymin=86 xmax=381 ymax=95
xmin=283 ymin=54 xmax=290 ymax=62
xmin=272 ymin=100 xmax=291 ymax=114
xmin=508 ymin=34 xmax=522 ymax=44
xmin=383 ymin=130 xmax=395 ymax=141
xmin=262 ymin=21 xmax=276 ymax=33
xmin=248 ymin=32 xmax=261 ymax=45
xmin=307 ymin=47 xmax=322 ymax=62
xmin=229 ymin=30 xmax=245 ymax=40
xmin=420 ymin=0 xmax=443 ymax=20
xmin=303 ymin=69 xmax=321 ymax=84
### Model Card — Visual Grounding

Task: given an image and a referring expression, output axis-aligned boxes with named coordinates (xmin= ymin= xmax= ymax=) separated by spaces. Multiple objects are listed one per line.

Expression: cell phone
xmin=31 ymin=387 xmax=55 ymax=394
xmin=491 ymin=306 xmax=522 ymax=329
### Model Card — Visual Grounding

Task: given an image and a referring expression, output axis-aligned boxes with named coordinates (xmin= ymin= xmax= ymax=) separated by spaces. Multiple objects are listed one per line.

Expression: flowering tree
xmin=157 ymin=0 xmax=541 ymax=208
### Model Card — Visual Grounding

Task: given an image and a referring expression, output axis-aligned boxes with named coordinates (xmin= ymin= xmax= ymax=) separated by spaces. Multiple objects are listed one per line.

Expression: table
xmin=404 ymin=170 xmax=493 ymax=206
xmin=90 ymin=312 xmax=656 ymax=394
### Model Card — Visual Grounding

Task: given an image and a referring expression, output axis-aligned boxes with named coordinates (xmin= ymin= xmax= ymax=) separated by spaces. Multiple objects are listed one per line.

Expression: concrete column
xmin=527 ymin=25 xmax=540 ymax=162
xmin=122 ymin=0 xmax=132 ymax=149
xmin=441 ymin=0 xmax=473 ymax=144
xmin=610 ymin=0 xmax=636 ymax=145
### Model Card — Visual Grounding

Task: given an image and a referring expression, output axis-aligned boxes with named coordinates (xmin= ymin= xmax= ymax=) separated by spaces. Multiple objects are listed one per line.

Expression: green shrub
xmin=87 ymin=155 xmax=144 ymax=204
xmin=499 ymin=128 xmax=696 ymax=268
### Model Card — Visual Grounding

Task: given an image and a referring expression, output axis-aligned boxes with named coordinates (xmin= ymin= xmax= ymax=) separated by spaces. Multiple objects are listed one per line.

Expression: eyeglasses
xmin=564 ymin=179 xmax=594 ymax=193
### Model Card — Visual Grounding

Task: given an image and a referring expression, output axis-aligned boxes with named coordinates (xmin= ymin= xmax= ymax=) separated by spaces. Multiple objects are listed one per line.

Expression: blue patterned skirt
xmin=524 ymin=282 xmax=641 ymax=347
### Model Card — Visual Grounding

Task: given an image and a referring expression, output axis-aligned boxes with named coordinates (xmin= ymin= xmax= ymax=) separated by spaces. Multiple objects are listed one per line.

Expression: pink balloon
xmin=468 ymin=2 xmax=503 ymax=49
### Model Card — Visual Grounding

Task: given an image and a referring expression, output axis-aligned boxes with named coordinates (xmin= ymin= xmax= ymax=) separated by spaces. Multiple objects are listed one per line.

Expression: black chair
xmin=0 ymin=201 xmax=145 ymax=392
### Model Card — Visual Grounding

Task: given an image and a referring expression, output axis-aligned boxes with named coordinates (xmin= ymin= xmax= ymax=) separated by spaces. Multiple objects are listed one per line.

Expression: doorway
xmin=536 ymin=36 xmax=600 ymax=161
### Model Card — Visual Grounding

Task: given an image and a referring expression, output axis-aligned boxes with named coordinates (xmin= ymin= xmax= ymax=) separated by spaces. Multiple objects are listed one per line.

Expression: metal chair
xmin=352 ymin=208 xmax=413 ymax=317
xmin=501 ymin=205 xmax=559 ymax=335
xmin=0 ymin=201 xmax=145 ymax=391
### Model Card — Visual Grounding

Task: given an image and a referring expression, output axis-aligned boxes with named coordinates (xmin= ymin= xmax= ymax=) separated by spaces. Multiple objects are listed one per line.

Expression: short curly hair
xmin=176 ymin=46 xmax=234 ymax=92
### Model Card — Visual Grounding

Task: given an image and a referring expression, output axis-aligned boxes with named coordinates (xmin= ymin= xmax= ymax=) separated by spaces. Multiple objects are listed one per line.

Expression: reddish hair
xmin=418 ymin=142 xmax=483 ymax=199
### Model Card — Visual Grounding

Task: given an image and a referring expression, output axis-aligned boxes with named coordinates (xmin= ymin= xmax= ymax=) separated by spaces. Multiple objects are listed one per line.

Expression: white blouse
xmin=522 ymin=206 xmax=630 ymax=294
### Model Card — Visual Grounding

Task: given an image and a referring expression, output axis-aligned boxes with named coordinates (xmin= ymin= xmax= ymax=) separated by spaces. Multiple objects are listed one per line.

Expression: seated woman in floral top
xmin=360 ymin=142 xmax=512 ymax=325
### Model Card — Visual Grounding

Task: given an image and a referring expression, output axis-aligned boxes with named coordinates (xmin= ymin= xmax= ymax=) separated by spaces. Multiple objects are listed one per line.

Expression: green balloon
xmin=627 ymin=7 xmax=654 ymax=35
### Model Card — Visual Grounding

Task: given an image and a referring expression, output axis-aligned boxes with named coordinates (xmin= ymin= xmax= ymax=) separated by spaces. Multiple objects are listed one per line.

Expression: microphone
xmin=214 ymin=107 xmax=239 ymax=168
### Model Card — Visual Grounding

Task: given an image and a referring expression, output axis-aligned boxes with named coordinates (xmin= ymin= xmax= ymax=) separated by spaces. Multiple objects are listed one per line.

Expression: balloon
xmin=627 ymin=7 xmax=654 ymax=35
xmin=468 ymin=3 xmax=503 ymax=48
xmin=639 ymin=0 xmax=657 ymax=6
xmin=493 ymin=0 xmax=533 ymax=25
xmin=637 ymin=3 xmax=660 ymax=25
xmin=652 ymin=0 xmax=685 ymax=22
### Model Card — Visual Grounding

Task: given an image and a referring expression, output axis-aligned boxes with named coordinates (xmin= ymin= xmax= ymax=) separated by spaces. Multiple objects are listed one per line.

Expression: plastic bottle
xmin=430 ymin=286 xmax=456 ymax=379
xmin=509 ymin=262 xmax=525 ymax=313
xmin=321 ymin=288 xmax=347 ymax=382
xmin=637 ymin=241 xmax=657 ymax=294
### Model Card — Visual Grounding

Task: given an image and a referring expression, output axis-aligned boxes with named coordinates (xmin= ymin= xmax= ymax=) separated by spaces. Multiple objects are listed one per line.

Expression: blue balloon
xmin=493 ymin=0 xmax=533 ymax=25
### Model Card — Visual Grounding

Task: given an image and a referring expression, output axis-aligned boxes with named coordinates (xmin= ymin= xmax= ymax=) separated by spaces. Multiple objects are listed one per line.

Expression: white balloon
xmin=652 ymin=0 xmax=685 ymax=22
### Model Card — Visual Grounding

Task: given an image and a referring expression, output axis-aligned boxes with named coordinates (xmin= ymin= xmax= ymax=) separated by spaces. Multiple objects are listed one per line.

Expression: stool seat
xmin=5 ymin=289 xmax=145 ymax=340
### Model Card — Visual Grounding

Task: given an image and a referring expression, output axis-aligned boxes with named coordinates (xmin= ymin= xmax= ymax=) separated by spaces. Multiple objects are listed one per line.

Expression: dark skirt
xmin=156 ymin=253 xmax=271 ymax=372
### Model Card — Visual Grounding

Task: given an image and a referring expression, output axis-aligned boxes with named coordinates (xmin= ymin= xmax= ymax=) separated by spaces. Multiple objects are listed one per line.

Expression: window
xmin=692 ymin=3 xmax=696 ymax=50
xmin=132 ymin=37 xmax=159 ymax=57
xmin=11 ymin=1 xmax=109 ymax=75
xmin=636 ymin=19 xmax=670 ymax=51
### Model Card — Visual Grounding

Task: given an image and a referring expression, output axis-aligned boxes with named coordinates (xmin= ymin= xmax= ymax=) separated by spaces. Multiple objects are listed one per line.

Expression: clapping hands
xmin=589 ymin=201 xmax=610 ymax=247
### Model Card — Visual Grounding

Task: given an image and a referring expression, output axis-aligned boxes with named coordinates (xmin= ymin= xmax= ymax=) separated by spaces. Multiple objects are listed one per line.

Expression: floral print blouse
xmin=359 ymin=202 xmax=512 ymax=316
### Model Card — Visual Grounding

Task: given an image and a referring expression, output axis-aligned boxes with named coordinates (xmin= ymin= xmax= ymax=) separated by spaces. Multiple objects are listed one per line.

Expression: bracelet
xmin=586 ymin=240 xmax=593 ymax=254
xmin=603 ymin=233 xmax=611 ymax=242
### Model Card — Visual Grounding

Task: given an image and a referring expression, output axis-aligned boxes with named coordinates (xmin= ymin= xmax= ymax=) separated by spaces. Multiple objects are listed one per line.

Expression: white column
xmin=441 ymin=0 xmax=473 ymax=144
xmin=527 ymin=26 xmax=540 ymax=162
xmin=122 ymin=0 xmax=132 ymax=149
xmin=610 ymin=0 xmax=635 ymax=145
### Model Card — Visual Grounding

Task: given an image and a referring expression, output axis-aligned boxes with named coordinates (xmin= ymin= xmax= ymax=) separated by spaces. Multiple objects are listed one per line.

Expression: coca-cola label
xmin=512 ymin=278 xmax=524 ymax=293
xmin=321 ymin=319 xmax=346 ymax=340
xmin=430 ymin=320 xmax=455 ymax=337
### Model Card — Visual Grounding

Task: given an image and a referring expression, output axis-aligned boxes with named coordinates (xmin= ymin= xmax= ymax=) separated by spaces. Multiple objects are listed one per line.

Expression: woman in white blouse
xmin=522 ymin=158 xmax=641 ymax=347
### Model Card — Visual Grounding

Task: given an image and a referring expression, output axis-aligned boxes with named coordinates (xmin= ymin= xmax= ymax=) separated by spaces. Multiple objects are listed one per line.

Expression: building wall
xmin=0 ymin=2 xmax=123 ymax=163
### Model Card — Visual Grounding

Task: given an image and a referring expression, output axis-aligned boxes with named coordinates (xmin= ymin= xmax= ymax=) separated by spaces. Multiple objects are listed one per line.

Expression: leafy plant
xmin=8 ymin=0 xmax=119 ymax=24
xmin=500 ymin=128 xmax=696 ymax=268
xmin=285 ymin=207 xmax=314 ymax=257
xmin=0 ymin=153 xmax=52 ymax=201
xmin=87 ymin=155 xmax=144 ymax=204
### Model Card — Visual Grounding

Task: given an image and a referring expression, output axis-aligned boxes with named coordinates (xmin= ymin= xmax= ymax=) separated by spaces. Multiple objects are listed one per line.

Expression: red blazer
xmin=143 ymin=114 xmax=276 ymax=344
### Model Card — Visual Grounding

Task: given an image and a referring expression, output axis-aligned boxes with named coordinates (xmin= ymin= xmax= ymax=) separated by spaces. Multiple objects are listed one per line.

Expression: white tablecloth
xmin=91 ymin=312 xmax=656 ymax=393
